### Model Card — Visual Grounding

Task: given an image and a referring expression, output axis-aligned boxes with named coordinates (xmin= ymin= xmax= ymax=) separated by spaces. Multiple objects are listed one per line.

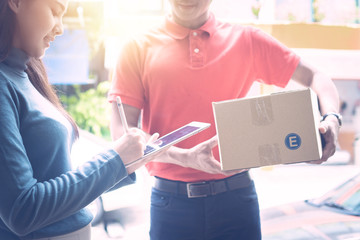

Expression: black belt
xmin=154 ymin=172 xmax=252 ymax=198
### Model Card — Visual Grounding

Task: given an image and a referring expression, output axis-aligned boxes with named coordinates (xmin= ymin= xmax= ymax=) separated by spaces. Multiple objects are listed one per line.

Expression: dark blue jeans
xmin=149 ymin=180 xmax=261 ymax=240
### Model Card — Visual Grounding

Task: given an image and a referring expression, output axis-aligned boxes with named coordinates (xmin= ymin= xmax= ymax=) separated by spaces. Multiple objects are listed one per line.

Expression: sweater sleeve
xmin=0 ymin=79 xmax=133 ymax=236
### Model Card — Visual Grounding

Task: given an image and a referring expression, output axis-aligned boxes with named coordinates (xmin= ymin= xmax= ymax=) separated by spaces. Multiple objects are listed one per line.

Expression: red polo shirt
xmin=108 ymin=13 xmax=300 ymax=182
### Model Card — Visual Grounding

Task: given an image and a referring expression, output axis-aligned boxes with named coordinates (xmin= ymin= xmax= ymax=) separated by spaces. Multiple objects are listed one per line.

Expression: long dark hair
xmin=0 ymin=1 xmax=79 ymax=138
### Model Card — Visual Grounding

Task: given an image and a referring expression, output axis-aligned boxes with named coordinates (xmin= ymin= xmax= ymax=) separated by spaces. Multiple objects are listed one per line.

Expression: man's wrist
xmin=160 ymin=146 xmax=189 ymax=167
xmin=321 ymin=112 xmax=342 ymax=127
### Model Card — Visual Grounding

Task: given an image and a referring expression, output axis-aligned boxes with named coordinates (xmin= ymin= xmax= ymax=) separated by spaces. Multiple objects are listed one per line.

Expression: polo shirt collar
xmin=164 ymin=13 xmax=216 ymax=39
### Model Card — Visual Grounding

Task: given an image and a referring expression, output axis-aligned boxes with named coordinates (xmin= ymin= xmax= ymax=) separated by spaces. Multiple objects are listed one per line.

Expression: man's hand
xmin=308 ymin=117 xmax=339 ymax=164
xmin=175 ymin=136 xmax=248 ymax=175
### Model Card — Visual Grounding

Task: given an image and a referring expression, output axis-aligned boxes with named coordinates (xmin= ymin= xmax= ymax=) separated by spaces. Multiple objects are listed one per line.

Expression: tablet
xmin=125 ymin=121 xmax=211 ymax=167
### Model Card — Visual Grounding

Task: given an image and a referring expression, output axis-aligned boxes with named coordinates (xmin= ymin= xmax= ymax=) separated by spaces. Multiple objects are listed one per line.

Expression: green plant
xmin=59 ymin=81 xmax=112 ymax=140
xmin=251 ymin=0 xmax=261 ymax=19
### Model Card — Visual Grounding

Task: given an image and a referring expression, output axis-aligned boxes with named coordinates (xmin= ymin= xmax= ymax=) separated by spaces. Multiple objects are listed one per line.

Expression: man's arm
xmin=110 ymin=102 xmax=142 ymax=139
xmin=110 ymin=102 xmax=244 ymax=175
xmin=291 ymin=60 xmax=340 ymax=163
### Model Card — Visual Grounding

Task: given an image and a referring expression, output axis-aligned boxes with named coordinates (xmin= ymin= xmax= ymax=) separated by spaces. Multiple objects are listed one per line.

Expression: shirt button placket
xmin=190 ymin=31 xmax=204 ymax=67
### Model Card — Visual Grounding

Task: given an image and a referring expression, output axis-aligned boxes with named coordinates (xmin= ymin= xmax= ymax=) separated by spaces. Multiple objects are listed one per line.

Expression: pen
xmin=116 ymin=96 xmax=129 ymax=133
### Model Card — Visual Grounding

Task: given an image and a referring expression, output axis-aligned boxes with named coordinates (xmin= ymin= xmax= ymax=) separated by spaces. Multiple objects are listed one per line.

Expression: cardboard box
xmin=212 ymin=88 xmax=322 ymax=170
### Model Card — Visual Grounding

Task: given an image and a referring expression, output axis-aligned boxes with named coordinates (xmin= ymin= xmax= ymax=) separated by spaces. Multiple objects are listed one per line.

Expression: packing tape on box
xmin=258 ymin=143 xmax=281 ymax=166
xmin=250 ymin=97 xmax=274 ymax=126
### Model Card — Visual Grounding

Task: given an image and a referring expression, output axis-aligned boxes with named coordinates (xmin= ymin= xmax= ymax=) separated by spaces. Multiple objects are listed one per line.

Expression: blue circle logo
xmin=285 ymin=133 xmax=302 ymax=150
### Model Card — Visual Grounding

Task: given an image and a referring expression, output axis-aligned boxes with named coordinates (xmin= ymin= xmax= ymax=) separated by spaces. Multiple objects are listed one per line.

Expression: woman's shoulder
xmin=0 ymin=67 xmax=21 ymax=103
xmin=0 ymin=70 xmax=12 ymax=87
xmin=0 ymin=70 xmax=16 ymax=91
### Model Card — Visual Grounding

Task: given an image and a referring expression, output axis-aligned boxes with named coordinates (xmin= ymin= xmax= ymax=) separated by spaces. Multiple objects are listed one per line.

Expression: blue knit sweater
xmin=0 ymin=48 xmax=134 ymax=239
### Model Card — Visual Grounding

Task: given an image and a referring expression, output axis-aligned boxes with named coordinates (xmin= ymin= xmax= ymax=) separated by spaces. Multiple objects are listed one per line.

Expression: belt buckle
xmin=186 ymin=182 xmax=208 ymax=198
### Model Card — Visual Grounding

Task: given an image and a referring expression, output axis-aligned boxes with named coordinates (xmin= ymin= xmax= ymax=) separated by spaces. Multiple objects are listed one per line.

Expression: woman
xmin=0 ymin=0 xmax=157 ymax=239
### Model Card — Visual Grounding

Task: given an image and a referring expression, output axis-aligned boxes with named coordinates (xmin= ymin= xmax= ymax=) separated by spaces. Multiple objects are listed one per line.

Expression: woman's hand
xmin=112 ymin=128 xmax=159 ymax=173
xmin=125 ymin=133 xmax=160 ymax=174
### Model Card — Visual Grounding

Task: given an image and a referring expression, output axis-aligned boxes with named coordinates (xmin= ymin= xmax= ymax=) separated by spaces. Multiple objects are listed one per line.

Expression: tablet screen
xmin=144 ymin=125 xmax=200 ymax=155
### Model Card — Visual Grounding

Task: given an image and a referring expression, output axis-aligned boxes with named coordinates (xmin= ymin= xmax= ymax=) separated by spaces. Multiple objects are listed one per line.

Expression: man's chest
xmin=141 ymin=39 xmax=255 ymax=101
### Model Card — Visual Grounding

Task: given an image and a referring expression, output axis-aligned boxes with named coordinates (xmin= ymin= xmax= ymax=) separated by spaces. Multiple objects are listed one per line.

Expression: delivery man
xmin=108 ymin=0 xmax=341 ymax=239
